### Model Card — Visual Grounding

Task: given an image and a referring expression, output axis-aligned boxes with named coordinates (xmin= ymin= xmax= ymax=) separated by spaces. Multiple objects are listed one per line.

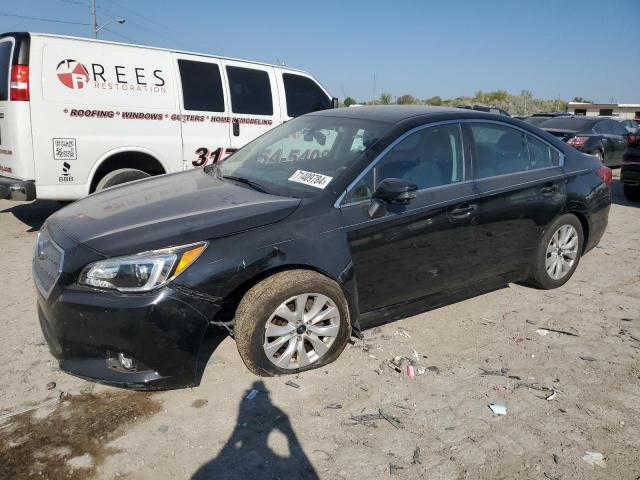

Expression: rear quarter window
xmin=282 ymin=73 xmax=330 ymax=117
xmin=0 ymin=41 xmax=12 ymax=101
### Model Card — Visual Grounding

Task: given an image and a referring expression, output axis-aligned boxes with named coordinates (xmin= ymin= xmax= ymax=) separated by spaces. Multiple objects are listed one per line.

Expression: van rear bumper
xmin=0 ymin=175 xmax=36 ymax=201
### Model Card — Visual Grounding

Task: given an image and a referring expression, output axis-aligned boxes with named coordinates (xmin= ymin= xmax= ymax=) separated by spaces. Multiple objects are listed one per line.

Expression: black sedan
xmin=34 ymin=106 xmax=611 ymax=389
xmin=621 ymin=135 xmax=640 ymax=201
xmin=539 ymin=116 xmax=630 ymax=167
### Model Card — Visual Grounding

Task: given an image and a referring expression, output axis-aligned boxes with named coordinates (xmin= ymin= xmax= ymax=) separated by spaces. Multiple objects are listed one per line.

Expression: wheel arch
xmin=564 ymin=210 xmax=590 ymax=253
xmin=88 ymin=147 xmax=169 ymax=194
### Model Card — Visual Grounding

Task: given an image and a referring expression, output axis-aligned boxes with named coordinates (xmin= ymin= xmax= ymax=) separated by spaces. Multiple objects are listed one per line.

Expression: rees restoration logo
xmin=56 ymin=59 xmax=89 ymax=89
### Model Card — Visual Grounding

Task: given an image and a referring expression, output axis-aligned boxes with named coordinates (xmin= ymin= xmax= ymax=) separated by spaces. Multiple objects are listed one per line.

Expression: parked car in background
xmin=522 ymin=112 xmax=570 ymax=126
xmin=604 ymin=116 xmax=640 ymax=134
xmin=456 ymin=105 xmax=510 ymax=116
xmin=538 ymin=116 xmax=630 ymax=166
xmin=621 ymin=135 xmax=640 ymax=201
xmin=0 ymin=32 xmax=336 ymax=202
xmin=34 ymin=106 xmax=611 ymax=389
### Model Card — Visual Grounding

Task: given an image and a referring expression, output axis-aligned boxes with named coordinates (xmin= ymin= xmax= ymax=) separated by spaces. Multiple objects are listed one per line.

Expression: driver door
xmin=339 ymin=123 xmax=478 ymax=313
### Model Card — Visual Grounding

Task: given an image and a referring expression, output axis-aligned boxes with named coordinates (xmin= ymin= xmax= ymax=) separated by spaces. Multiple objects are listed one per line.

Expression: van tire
xmin=95 ymin=168 xmax=150 ymax=192
xmin=234 ymin=270 xmax=351 ymax=377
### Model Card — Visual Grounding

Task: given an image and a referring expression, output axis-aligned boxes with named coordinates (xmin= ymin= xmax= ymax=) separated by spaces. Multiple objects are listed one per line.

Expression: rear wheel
xmin=593 ymin=149 xmax=604 ymax=163
xmin=624 ymin=185 xmax=640 ymax=202
xmin=94 ymin=168 xmax=150 ymax=192
xmin=234 ymin=270 xmax=351 ymax=376
xmin=526 ymin=214 xmax=584 ymax=289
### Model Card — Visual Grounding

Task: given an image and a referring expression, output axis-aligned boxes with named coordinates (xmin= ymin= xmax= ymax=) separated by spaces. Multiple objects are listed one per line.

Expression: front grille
xmin=33 ymin=229 xmax=64 ymax=298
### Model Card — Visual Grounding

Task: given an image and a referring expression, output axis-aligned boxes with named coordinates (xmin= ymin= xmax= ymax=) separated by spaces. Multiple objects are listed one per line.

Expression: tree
xmin=396 ymin=94 xmax=418 ymax=105
xmin=424 ymin=96 xmax=442 ymax=106
xmin=343 ymin=96 xmax=357 ymax=107
xmin=572 ymin=96 xmax=592 ymax=103
xmin=378 ymin=92 xmax=392 ymax=105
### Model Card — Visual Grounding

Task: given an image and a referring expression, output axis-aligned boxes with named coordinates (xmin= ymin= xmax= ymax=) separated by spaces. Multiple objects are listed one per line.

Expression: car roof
xmin=310 ymin=105 xmax=491 ymax=124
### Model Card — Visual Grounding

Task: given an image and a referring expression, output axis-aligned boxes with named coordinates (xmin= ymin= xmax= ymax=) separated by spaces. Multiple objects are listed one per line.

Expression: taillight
xmin=567 ymin=136 xmax=589 ymax=147
xmin=594 ymin=165 xmax=612 ymax=188
xmin=10 ymin=65 xmax=29 ymax=101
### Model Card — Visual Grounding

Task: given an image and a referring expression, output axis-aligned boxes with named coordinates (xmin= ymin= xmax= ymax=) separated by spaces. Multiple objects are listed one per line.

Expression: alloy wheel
xmin=263 ymin=293 xmax=341 ymax=369
xmin=545 ymin=224 xmax=579 ymax=280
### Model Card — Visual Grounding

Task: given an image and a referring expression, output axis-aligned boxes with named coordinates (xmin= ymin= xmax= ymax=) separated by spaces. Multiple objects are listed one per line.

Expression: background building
xmin=568 ymin=102 xmax=640 ymax=119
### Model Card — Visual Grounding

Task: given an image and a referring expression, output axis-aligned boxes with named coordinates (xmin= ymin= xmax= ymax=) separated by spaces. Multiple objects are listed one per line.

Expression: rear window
xmin=0 ymin=41 xmax=12 ymax=101
xmin=178 ymin=60 xmax=225 ymax=112
xmin=226 ymin=66 xmax=273 ymax=115
xmin=541 ymin=118 xmax=596 ymax=132
xmin=282 ymin=73 xmax=330 ymax=117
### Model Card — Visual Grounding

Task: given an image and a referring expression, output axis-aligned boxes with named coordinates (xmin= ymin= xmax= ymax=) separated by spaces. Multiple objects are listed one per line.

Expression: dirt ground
xmin=1 ymin=173 xmax=639 ymax=480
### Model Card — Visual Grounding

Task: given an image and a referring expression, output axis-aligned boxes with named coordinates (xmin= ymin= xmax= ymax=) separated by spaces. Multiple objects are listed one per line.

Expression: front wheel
xmin=526 ymin=214 xmax=584 ymax=289
xmin=234 ymin=270 xmax=351 ymax=376
xmin=94 ymin=168 xmax=150 ymax=192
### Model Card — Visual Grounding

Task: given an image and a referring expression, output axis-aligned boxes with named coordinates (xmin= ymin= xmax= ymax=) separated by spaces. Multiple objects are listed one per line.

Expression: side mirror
xmin=373 ymin=178 xmax=418 ymax=205
xmin=331 ymin=97 xmax=339 ymax=109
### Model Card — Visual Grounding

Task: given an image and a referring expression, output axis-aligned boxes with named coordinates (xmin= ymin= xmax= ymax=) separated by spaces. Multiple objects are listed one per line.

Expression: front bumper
xmin=37 ymin=284 xmax=221 ymax=390
xmin=0 ymin=175 xmax=36 ymax=201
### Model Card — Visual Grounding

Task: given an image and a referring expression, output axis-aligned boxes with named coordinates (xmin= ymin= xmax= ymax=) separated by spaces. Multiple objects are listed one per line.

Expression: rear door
xmin=469 ymin=122 xmax=566 ymax=283
xmin=222 ymin=60 xmax=280 ymax=149
xmin=174 ymin=55 xmax=232 ymax=168
xmin=607 ymin=120 xmax=630 ymax=165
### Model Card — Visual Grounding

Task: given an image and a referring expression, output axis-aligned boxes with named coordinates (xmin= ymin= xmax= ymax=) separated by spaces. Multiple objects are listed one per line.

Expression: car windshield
xmin=540 ymin=118 xmax=596 ymax=132
xmin=214 ymin=115 xmax=388 ymax=198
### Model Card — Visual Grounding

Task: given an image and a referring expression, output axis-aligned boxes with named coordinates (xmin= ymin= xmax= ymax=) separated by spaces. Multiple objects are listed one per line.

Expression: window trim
xmin=335 ymin=119 xmax=564 ymax=208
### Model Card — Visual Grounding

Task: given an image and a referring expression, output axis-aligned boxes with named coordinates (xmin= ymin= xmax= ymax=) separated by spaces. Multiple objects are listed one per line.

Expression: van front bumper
xmin=0 ymin=175 xmax=36 ymax=201
xmin=37 ymin=284 xmax=221 ymax=390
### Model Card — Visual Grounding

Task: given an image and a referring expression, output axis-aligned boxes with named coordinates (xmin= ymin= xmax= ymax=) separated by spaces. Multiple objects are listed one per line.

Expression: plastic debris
xmin=582 ymin=451 xmax=606 ymax=467
xmin=416 ymin=366 xmax=426 ymax=375
xmin=285 ymin=380 xmax=300 ymax=389
xmin=489 ymin=403 xmax=507 ymax=415
xmin=536 ymin=327 xmax=580 ymax=337
xmin=407 ymin=364 xmax=415 ymax=379
xmin=536 ymin=329 xmax=549 ymax=336
xmin=46 ymin=382 xmax=56 ymax=390
xmin=545 ymin=390 xmax=557 ymax=401
xmin=245 ymin=389 xmax=258 ymax=400
xmin=389 ymin=464 xmax=403 ymax=475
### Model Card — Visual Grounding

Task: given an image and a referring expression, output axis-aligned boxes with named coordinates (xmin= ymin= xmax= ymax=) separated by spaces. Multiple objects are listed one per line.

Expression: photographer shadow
xmin=192 ymin=380 xmax=318 ymax=480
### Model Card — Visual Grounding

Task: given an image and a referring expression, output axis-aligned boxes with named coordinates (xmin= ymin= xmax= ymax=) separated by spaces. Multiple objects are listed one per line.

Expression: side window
xmin=282 ymin=73 xmax=331 ymax=117
xmin=610 ymin=121 xmax=628 ymax=136
xmin=526 ymin=134 xmax=560 ymax=169
xmin=178 ymin=60 xmax=225 ymax=112
xmin=344 ymin=169 xmax=374 ymax=204
xmin=376 ymin=124 xmax=464 ymax=190
xmin=593 ymin=121 xmax=610 ymax=134
xmin=470 ymin=123 xmax=529 ymax=178
xmin=226 ymin=66 xmax=273 ymax=115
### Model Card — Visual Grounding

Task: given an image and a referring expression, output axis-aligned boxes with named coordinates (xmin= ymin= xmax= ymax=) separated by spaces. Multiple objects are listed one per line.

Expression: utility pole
xmin=91 ymin=0 xmax=98 ymax=39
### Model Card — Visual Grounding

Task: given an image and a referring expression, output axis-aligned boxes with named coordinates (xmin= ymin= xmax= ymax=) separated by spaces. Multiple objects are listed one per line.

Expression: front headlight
xmin=78 ymin=242 xmax=207 ymax=292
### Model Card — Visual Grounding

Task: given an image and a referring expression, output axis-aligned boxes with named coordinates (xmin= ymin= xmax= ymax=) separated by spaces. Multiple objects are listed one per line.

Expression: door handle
xmin=232 ymin=118 xmax=240 ymax=137
xmin=449 ymin=203 xmax=477 ymax=218
xmin=540 ymin=184 xmax=558 ymax=194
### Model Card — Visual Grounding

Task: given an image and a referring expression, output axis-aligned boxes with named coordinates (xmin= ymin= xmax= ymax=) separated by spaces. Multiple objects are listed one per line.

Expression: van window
xmin=0 ymin=41 xmax=12 ymax=101
xmin=178 ymin=60 xmax=225 ymax=112
xmin=226 ymin=66 xmax=273 ymax=115
xmin=282 ymin=73 xmax=330 ymax=117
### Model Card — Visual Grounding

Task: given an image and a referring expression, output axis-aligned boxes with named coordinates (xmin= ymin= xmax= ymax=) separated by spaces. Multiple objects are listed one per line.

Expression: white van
xmin=0 ymin=32 xmax=336 ymax=201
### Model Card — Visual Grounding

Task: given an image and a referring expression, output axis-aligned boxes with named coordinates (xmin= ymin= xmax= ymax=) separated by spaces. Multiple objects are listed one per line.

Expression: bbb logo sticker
xmin=56 ymin=59 xmax=90 ymax=90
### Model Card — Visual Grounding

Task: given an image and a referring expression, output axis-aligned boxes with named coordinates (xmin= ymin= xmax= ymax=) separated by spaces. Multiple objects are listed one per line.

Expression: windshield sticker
xmin=288 ymin=170 xmax=333 ymax=189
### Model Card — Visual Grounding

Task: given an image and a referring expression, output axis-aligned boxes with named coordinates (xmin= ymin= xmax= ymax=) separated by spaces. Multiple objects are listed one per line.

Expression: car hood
xmin=51 ymin=169 xmax=301 ymax=257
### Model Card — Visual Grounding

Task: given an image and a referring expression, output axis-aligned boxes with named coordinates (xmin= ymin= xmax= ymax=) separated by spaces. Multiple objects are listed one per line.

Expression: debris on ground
xmin=535 ymin=327 xmax=580 ymax=337
xmin=582 ymin=451 xmax=606 ymax=467
xmin=536 ymin=329 xmax=549 ymax=336
xmin=407 ymin=364 xmax=415 ymax=379
xmin=579 ymin=355 xmax=597 ymax=362
xmin=545 ymin=390 xmax=557 ymax=401
xmin=394 ymin=328 xmax=411 ymax=338
xmin=46 ymin=382 xmax=56 ymax=390
xmin=245 ymin=389 xmax=258 ymax=400
xmin=389 ymin=464 xmax=403 ymax=475
xmin=427 ymin=366 xmax=440 ymax=374
xmin=378 ymin=409 xmax=403 ymax=429
xmin=350 ymin=408 xmax=403 ymax=429
xmin=416 ymin=366 xmax=426 ymax=375
xmin=479 ymin=367 xmax=521 ymax=380
xmin=552 ymin=453 xmax=560 ymax=464
xmin=412 ymin=446 xmax=422 ymax=465
xmin=325 ymin=403 xmax=343 ymax=410
xmin=489 ymin=403 xmax=507 ymax=416
xmin=285 ymin=380 xmax=300 ymax=389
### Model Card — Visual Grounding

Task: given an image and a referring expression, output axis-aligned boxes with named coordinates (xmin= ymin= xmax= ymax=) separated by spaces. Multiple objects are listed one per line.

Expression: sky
xmin=1 ymin=0 xmax=639 ymax=103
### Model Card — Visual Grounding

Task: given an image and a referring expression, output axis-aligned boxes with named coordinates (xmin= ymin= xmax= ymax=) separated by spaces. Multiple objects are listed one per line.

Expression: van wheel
xmin=95 ymin=168 xmax=150 ymax=192
xmin=526 ymin=214 xmax=584 ymax=290
xmin=234 ymin=270 xmax=351 ymax=377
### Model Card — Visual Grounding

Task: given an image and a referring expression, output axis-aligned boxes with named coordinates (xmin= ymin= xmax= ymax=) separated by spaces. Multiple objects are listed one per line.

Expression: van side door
xmin=275 ymin=70 xmax=332 ymax=120
xmin=221 ymin=60 xmax=281 ymax=149
xmin=174 ymin=54 xmax=232 ymax=169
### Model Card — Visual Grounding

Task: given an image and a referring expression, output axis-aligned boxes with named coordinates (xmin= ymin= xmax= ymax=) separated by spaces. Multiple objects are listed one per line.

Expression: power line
xmin=0 ymin=12 xmax=90 ymax=25
xmin=51 ymin=0 xmax=89 ymax=6
xmin=102 ymin=27 xmax=136 ymax=43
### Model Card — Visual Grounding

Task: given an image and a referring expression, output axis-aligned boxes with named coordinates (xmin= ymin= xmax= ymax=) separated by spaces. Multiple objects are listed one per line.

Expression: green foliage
xmin=378 ymin=92 xmax=393 ymax=105
xmin=424 ymin=96 xmax=443 ymax=106
xmin=396 ymin=94 xmax=418 ymax=105
xmin=343 ymin=96 xmax=357 ymax=107
xmin=572 ymin=96 xmax=592 ymax=103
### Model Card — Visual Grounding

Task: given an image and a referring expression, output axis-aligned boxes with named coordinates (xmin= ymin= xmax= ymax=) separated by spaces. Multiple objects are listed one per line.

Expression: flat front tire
xmin=234 ymin=270 xmax=351 ymax=376
xmin=527 ymin=214 xmax=584 ymax=289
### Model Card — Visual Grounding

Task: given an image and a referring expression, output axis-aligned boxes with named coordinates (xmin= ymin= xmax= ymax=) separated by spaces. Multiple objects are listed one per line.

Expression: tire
xmin=526 ymin=214 xmax=584 ymax=290
xmin=234 ymin=270 xmax=351 ymax=377
xmin=592 ymin=149 xmax=604 ymax=164
xmin=95 ymin=168 xmax=150 ymax=192
xmin=624 ymin=185 xmax=640 ymax=202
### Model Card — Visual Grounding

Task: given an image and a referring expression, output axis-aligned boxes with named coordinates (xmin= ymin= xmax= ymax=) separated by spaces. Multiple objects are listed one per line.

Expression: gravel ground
xmin=0 ymin=173 xmax=639 ymax=480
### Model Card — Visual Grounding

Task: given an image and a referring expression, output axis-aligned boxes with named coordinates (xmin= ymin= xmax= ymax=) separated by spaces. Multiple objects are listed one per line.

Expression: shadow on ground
xmin=192 ymin=380 xmax=318 ymax=480
xmin=0 ymin=200 xmax=64 ymax=232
